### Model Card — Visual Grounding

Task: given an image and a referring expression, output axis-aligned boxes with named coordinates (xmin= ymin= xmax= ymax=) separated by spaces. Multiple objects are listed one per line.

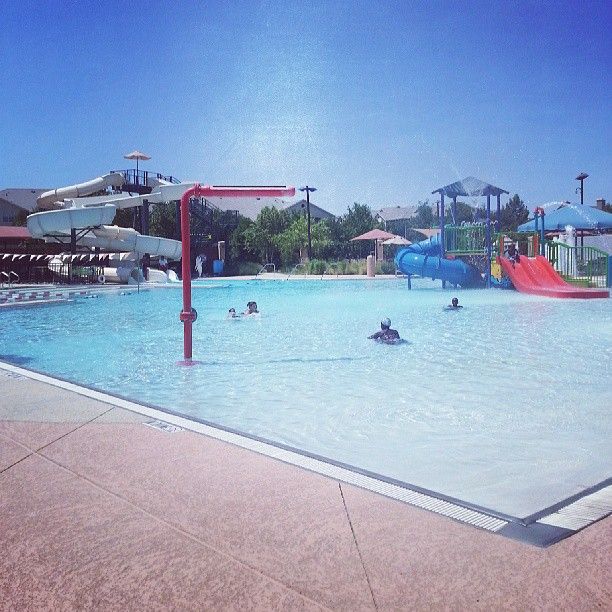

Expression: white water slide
xmin=27 ymin=172 xmax=186 ymax=259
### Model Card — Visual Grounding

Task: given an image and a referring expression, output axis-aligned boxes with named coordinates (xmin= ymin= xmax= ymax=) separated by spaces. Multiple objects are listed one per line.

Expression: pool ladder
xmin=286 ymin=263 xmax=306 ymax=279
xmin=0 ymin=270 xmax=19 ymax=288
xmin=256 ymin=263 xmax=276 ymax=276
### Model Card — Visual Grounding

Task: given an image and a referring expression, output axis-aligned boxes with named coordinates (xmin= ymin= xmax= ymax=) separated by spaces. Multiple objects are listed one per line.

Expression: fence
xmin=0 ymin=256 xmax=105 ymax=285
xmin=545 ymin=242 xmax=610 ymax=288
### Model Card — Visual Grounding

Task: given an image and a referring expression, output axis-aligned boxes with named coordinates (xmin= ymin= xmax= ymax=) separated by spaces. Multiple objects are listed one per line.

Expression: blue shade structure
xmin=518 ymin=205 xmax=612 ymax=232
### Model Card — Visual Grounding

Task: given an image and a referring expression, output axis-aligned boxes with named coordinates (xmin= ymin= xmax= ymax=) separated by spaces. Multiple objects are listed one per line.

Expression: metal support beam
xmin=496 ymin=194 xmax=501 ymax=232
xmin=440 ymin=194 xmax=445 ymax=288
xmin=142 ymin=199 xmax=150 ymax=235
xmin=486 ymin=194 xmax=492 ymax=288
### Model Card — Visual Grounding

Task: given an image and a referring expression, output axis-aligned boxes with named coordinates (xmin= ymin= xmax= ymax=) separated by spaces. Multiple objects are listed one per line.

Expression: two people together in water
xmin=228 ymin=301 xmax=259 ymax=318
xmin=368 ymin=297 xmax=463 ymax=344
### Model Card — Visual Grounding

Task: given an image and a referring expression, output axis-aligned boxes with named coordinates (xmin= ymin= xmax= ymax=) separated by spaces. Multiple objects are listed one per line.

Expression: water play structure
xmin=394 ymin=177 xmax=610 ymax=298
xmin=28 ymin=173 xmax=183 ymax=257
xmin=395 ymin=233 xmax=483 ymax=288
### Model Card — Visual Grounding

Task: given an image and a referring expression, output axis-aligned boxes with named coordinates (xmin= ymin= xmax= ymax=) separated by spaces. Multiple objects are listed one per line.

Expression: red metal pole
xmin=179 ymin=185 xmax=198 ymax=362
xmin=178 ymin=184 xmax=295 ymax=364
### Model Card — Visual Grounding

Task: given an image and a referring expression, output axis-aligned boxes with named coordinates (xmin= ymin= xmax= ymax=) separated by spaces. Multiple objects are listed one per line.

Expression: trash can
xmin=212 ymin=259 xmax=224 ymax=276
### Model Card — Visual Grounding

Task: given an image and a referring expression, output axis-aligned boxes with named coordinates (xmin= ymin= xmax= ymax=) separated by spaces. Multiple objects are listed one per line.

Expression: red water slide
xmin=498 ymin=255 xmax=609 ymax=299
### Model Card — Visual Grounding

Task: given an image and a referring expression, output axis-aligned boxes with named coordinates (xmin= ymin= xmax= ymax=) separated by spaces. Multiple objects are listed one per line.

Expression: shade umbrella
xmin=350 ymin=229 xmax=397 ymax=241
xmin=351 ymin=228 xmax=397 ymax=261
xmin=123 ymin=150 xmax=151 ymax=176
xmin=383 ymin=235 xmax=411 ymax=245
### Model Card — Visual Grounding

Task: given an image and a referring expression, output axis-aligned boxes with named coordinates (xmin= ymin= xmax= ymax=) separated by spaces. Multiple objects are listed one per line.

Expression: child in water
xmin=444 ymin=297 xmax=463 ymax=310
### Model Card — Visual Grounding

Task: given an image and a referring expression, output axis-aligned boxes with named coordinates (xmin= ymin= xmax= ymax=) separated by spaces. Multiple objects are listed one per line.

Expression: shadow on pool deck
xmin=0 ymin=370 xmax=610 ymax=610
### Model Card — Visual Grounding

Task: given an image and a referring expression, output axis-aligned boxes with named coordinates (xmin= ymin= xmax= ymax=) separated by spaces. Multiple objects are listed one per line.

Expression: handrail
xmin=0 ymin=270 xmax=18 ymax=288
xmin=256 ymin=263 xmax=276 ymax=275
xmin=286 ymin=262 xmax=306 ymax=279
xmin=545 ymin=241 xmax=609 ymax=288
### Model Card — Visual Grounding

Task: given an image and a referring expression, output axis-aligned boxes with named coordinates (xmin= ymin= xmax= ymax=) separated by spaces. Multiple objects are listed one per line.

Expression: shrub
xmin=227 ymin=261 xmax=262 ymax=276
xmin=307 ymin=259 xmax=327 ymax=275
xmin=377 ymin=260 xmax=396 ymax=274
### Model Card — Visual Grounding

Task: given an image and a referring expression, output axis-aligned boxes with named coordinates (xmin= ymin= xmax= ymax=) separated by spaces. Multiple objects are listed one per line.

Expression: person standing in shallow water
xmin=244 ymin=301 xmax=259 ymax=315
xmin=446 ymin=297 xmax=463 ymax=309
xmin=368 ymin=318 xmax=400 ymax=344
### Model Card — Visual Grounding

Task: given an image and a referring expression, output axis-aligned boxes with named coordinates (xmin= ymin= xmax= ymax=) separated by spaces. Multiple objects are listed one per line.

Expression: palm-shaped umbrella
xmin=123 ymin=150 xmax=151 ymax=175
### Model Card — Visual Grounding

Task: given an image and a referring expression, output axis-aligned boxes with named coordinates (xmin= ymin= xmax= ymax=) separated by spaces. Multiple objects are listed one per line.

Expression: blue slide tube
xmin=394 ymin=235 xmax=483 ymax=288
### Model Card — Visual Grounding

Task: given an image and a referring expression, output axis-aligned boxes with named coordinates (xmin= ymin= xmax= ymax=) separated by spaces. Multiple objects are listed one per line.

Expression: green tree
xmin=148 ymin=201 xmax=177 ymax=238
xmin=228 ymin=216 xmax=256 ymax=261
xmin=243 ymin=206 xmax=291 ymax=263
xmin=411 ymin=202 xmax=435 ymax=228
xmin=500 ymin=194 xmax=529 ymax=231
xmin=274 ymin=215 xmax=331 ymax=265
xmin=342 ymin=202 xmax=379 ymax=238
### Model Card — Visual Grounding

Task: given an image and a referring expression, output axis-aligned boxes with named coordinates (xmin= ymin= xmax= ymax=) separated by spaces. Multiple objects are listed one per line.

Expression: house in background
xmin=208 ymin=196 xmax=335 ymax=222
xmin=0 ymin=188 xmax=47 ymax=226
xmin=376 ymin=204 xmax=437 ymax=236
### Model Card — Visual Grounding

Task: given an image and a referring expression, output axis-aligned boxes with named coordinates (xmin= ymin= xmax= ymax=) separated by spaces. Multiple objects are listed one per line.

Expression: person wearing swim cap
xmin=368 ymin=317 xmax=400 ymax=343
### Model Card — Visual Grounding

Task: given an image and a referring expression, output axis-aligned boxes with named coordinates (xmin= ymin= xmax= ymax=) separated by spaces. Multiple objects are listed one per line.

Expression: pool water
xmin=2 ymin=278 xmax=611 ymax=517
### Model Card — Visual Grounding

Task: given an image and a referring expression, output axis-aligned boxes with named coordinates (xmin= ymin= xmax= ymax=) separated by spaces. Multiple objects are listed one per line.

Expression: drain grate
xmin=538 ymin=485 xmax=612 ymax=531
xmin=145 ymin=420 xmax=184 ymax=433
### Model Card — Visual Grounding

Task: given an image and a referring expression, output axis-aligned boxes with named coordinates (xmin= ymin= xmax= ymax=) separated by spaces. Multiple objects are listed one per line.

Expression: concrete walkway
xmin=0 ymin=370 xmax=610 ymax=610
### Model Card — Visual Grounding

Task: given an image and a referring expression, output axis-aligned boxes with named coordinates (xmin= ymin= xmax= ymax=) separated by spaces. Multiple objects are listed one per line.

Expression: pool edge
xmin=1 ymin=359 xmax=609 ymax=548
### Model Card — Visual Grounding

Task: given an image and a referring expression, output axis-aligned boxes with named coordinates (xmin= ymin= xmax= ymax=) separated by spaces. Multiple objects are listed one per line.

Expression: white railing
xmin=256 ymin=263 xmax=276 ymax=276
xmin=286 ymin=263 xmax=306 ymax=279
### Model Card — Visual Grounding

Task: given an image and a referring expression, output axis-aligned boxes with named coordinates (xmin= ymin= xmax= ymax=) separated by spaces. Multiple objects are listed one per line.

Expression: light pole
xmin=575 ymin=172 xmax=589 ymax=206
xmin=299 ymin=186 xmax=317 ymax=260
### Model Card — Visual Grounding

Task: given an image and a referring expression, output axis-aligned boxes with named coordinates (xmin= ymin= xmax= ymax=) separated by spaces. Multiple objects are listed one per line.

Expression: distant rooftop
xmin=0 ymin=188 xmax=49 ymax=213
xmin=210 ymin=197 xmax=335 ymax=222
xmin=376 ymin=205 xmax=425 ymax=222
xmin=0 ymin=226 xmax=31 ymax=240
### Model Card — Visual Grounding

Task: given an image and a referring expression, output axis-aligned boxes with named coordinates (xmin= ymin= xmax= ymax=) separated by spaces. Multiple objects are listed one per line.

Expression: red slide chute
xmin=499 ymin=255 xmax=609 ymax=299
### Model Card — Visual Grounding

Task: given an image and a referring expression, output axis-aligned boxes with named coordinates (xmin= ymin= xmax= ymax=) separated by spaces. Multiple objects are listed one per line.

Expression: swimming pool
xmin=2 ymin=278 xmax=610 ymax=518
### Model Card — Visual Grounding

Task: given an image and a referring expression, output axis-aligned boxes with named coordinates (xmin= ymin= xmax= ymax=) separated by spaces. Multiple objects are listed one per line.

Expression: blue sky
xmin=1 ymin=0 xmax=610 ymax=214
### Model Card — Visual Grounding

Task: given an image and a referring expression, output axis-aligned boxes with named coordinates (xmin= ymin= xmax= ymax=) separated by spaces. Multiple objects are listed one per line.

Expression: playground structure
xmin=394 ymin=177 xmax=610 ymax=298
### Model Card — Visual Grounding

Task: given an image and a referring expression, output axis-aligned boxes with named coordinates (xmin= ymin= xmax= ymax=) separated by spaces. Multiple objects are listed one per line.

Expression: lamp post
xmin=299 ymin=186 xmax=317 ymax=260
xmin=575 ymin=172 xmax=589 ymax=206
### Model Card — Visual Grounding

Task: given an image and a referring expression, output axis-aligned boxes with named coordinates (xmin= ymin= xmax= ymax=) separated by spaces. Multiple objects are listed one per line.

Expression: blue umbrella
xmin=518 ymin=205 xmax=612 ymax=232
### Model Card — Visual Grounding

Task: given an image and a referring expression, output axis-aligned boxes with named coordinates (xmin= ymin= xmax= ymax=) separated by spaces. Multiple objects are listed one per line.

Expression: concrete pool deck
xmin=0 ymin=371 xmax=610 ymax=610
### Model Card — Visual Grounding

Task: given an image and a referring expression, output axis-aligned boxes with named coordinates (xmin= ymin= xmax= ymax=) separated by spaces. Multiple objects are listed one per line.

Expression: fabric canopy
xmin=383 ymin=236 xmax=411 ymax=245
xmin=350 ymin=229 xmax=396 ymax=241
xmin=432 ymin=176 xmax=509 ymax=198
xmin=123 ymin=150 xmax=151 ymax=161
xmin=518 ymin=205 xmax=612 ymax=232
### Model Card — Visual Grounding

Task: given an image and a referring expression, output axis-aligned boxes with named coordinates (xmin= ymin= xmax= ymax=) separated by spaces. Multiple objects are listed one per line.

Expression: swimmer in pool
xmin=227 ymin=308 xmax=240 ymax=319
xmin=445 ymin=297 xmax=463 ymax=310
xmin=368 ymin=318 xmax=401 ymax=344
xmin=244 ymin=301 xmax=259 ymax=316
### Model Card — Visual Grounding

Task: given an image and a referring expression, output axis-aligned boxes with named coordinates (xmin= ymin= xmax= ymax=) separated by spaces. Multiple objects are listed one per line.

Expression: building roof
xmin=432 ymin=177 xmax=509 ymax=198
xmin=287 ymin=200 xmax=335 ymax=220
xmin=0 ymin=226 xmax=32 ymax=240
xmin=208 ymin=196 xmax=335 ymax=221
xmin=376 ymin=206 xmax=421 ymax=222
xmin=0 ymin=188 xmax=48 ymax=213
